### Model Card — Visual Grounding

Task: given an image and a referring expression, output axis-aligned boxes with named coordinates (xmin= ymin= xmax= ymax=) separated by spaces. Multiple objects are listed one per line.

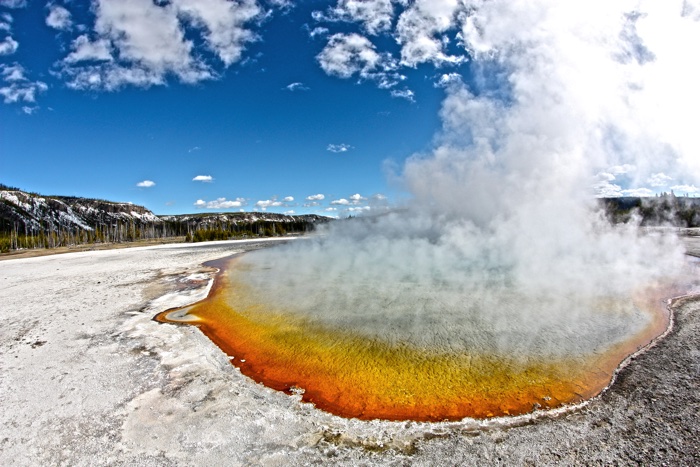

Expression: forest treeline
xmin=0 ymin=185 xmax=328 ymax=253
xmin=0 ymin=218 xmax=323 ymax=253
xmin=600 ymin=193 xmax=700 ymax=227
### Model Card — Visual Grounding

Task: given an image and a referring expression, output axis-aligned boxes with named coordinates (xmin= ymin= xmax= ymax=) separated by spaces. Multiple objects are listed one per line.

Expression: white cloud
xmin=0 ymin=35 xmax=18 ymax=55
xmin=0 ymin=12 xmax=18 ymax=56
xmin=308 ymin=26 xmax=329 ymax=38
xmin=317 ymin=33 xmax=381 ymax=78
xmin=0 ymin=15 xmax=11 ymax=32
xmin=283 ymin=196 xmax=294 ymax=202
xmin=58 ymin=0 xmax=263 ymax=90
xmin=327 ymin=143 xmax=352 ymax=153
xmin=255 ymin=199 xmax=283 ymax=210
xmin=284 ymin=210 xmax=295 ymax=215
xmin=595 ymin=172 xmax=616 ymax=182
xmin=348 ymin=206 xmax=371 ymax=212
xmin=2 ymin=1 xmax=26 ymax=8
xmin=188 ymin=146 xmax=201 ymax=152
xmin=194 ymin=197 xmax=246 ymax=209
xmin=63 ymin=35 xmax=113 ymax=63
xmin=593 ymin=180 xmax=622 ymax=198
xmin=0 ymin=64 xmax=48 ymax=104
xmin=390 ymin=88 xmax=414 ymax=102
xmin=1 ymin=63 xmax=25 ymax=82
xmin=671 ymin=184 xmax=699 ymax=195
xmin=395 ymin=0 xmax=467 ymax=67
xmin=317 ymin=33 xmax=403 ymax=88
xmin=173 ymin=0 xmax=261 ymax=65
xmin=332 ymin=193 xmax=366 ymax=206
xmin=647 ymin=172 xmax=673 ymax=187
xmin=192 ymin=175 xmax=213 ymax=182
xmin=325 ymin=207 xmax=337 ymax=212
xmin=315 ymin=0 xmax=395 ymax=35
xmin=46 ymin=5 xmax=72 ymax=30
xmin=435 ymin=72 xmax=461 ymax=87
xmin=306 ymin=193 xmax=325 ymax=201
xmin=312 ymin=2 xmax=469 ymax=93
xmin=285 ymin=82 xmax=309 ymax=91
xmin=136 ymin=180 xmax=155 ymax=188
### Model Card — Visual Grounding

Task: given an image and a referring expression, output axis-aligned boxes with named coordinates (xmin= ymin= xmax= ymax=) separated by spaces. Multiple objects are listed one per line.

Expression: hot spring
xmin=158 ymin=223 xmax=683 ymax=422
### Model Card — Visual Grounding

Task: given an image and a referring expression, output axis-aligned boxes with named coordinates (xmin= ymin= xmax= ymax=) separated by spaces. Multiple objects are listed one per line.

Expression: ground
xmin=0 ymin=238 xmax=698 ymax=466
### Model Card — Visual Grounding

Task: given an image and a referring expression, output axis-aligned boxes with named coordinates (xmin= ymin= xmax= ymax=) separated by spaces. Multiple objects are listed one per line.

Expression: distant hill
xmin=0 ymin=185 xmax=331 ymax=251
xmin=0 ymin=189 xmax=160 ymax=233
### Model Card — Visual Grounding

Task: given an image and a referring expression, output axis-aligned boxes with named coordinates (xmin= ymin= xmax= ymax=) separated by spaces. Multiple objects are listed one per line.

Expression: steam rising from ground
xmin=239 ymin=2 xmax=696 ymax=358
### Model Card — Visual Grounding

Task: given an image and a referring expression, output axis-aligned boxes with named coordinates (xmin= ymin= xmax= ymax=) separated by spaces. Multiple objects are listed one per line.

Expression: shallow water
xmin=158 ymin=252 xmax=674 ymax=421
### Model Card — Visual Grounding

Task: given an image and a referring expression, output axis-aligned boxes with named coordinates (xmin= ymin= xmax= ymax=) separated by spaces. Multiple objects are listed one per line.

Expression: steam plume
xmin=238 ymin=2 xmax=697 ymax=357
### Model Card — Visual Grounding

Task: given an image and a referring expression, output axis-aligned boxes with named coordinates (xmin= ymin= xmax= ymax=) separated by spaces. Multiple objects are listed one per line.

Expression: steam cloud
xmin=238 ymin=2 xmax=697 ymax=357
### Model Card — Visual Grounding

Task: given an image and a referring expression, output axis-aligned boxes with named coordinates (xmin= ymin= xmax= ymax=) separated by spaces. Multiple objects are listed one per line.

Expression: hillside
xmin=0 ymin=189 xmax=160 ymax=233
xmin=0 ymin=186 xmax=330 ymax=251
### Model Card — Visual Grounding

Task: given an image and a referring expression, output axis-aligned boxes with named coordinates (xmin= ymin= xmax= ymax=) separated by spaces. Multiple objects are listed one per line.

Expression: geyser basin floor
xmin=158 ymin=253 xmax=674 ymax=422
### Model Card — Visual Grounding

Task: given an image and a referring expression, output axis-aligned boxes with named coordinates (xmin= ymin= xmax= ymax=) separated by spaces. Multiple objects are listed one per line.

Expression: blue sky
xmin=2 ymin=1 xmax=698 ymax=217
xmin=0 ymin=0 xmax=459 ymax=216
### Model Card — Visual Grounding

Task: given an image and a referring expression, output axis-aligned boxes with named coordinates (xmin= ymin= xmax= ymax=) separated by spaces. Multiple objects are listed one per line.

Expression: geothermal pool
xmin=158 ymin=251 xmax=674 ymax=422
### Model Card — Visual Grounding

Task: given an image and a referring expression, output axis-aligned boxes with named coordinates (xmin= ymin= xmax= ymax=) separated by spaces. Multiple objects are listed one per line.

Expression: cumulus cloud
xmin=63 ymin=35 xmax=113 ymax=63
xmin=136 ymin=180 xmax=155 ymax=188
xmin=317 ymin=33 xmax=381 ymax=78
xmin=317 ymin=33 xmax=404 ymax=88
xmin=306 ymin=193 xmax=325 ymax=201
xmin=194 ymin=197 xmax=246 ymax=209
xmin=192 ymin=175 xmax=213 ymax=182
xmin=327 ymin=143 xmax=352 ymax=153
xmin=647 ymin=172 xmax=673 ymax=187
xmin=57 ymin=0 xmax=263 ymax=90
xmin=394 ymin=0 xmax=466 ymax=67
xmin=284 ymin=210 xmax=295 ymax=215
xmin=255 ymin=199 xmax=283 ymax=210
xmin=0 ymin=64 xmax=48 ymax=104
xmin=332 ymin=193 xmax=367 ymax=206
xmin=285 ymin=82 xmax=309 ymax=91
xmin=0 ymin=12 xmax=18 ymax=56
xmin=46 ymin=5 xmax=72 ymax=30
xmin=314 ymin=0 xmax=395 ymax=35
xmin=0 ymin=35 xmax=18 ymax=55
xmin=283 ymin=196 xmax=294 ymax=202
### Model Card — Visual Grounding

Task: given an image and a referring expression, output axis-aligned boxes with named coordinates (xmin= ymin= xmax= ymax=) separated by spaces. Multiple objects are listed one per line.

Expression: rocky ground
xmin=0 ymin=238 xmax=698 ymax=466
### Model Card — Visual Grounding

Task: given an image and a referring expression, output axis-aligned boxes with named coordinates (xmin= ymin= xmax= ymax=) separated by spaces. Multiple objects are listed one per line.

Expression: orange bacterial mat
xmin=156 ymin=254 xmax=672 ymax=421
